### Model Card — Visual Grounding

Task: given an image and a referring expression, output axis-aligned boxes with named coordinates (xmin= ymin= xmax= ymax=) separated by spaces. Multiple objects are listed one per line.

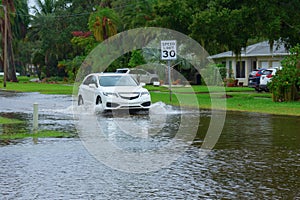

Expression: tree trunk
xmin=1 ymin=0 xmax=18 ymax=82
xmin=7 ymin=29 xmax=18 ymax=82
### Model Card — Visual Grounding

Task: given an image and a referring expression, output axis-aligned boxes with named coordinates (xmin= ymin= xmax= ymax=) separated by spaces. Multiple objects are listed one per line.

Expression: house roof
xmin=209 ymin=41 xmax=290 ymax=59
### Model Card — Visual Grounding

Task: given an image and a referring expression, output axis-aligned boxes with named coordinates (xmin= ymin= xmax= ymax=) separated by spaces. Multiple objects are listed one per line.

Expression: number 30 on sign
xmin=161 ymin=40 xmax=177 ymax=60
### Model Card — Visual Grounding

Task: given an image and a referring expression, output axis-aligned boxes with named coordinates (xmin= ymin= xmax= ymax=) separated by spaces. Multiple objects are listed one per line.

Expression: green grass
xmin=0 ymin=130 xmax=72 ymax=140
xmin=146 ymin=85 xmax=254 ymax=93
xmin=224 ymin=93 xmax=300 ymax=116
xmin=0 ymin=116 xmax=24 ymax=124
xmin=0 ymin=77 xmax=73 ymax=95
xmin=0 ymin=115 xmax=73 ymax=140
xmin=150 ymin=89 xmax=300 ymax=116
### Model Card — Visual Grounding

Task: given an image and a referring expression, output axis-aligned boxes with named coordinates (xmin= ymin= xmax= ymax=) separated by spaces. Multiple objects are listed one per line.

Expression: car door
xmin=81 ymin=75 xmax=97 ymax=104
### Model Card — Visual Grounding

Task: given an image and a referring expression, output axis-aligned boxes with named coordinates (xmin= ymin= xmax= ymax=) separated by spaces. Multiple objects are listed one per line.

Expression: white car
xmin=116 ymin=68 xmax=159 ymax=84
xmin=259 ymin=68 xmax=277 ymax=92
xmin=78 ymin=73 xmax=151 ymax=111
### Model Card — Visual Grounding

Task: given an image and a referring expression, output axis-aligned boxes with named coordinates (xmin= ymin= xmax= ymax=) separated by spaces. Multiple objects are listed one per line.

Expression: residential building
xmin=209 ymin=41 xmax=289 ymax=85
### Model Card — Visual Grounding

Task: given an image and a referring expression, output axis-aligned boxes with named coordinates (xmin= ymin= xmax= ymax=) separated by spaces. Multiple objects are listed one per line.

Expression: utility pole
xmin=1 ymin=4 xmax=7 ymax=87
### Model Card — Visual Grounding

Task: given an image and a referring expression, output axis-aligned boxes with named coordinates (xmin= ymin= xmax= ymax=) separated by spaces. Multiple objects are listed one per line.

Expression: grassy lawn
xmin=0 ymin=130 xmax=72 ymax=140
xmin=0 ymin=115 xmax=72 ymax=140
xmin=0 ymin=116 xmax=24 ymax=124
xmin=0 ymin=77 xmax=299 ymax=116
xmin=149 ymin=85 xmax=300 ymax=116
xmin=0 ymin=76 xmax=73 ymax=95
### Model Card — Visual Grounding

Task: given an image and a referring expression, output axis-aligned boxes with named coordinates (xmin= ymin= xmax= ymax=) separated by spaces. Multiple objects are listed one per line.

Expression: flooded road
xmin=0 ymin=91 xmax=299 ymax=199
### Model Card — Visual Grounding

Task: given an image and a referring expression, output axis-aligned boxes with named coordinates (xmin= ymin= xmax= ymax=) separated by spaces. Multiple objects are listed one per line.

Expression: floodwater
xmin=0 ymin=91 xmax=299 ymax=199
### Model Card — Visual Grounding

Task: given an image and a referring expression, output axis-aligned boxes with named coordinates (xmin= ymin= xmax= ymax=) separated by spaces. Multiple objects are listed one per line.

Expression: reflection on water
xmin=0 ymin=91 xmax=299 ymax=199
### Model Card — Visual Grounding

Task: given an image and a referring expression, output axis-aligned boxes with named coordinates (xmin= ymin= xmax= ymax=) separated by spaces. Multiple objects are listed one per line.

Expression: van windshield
xmin=116 ymin=69 xmax=128 ymax=73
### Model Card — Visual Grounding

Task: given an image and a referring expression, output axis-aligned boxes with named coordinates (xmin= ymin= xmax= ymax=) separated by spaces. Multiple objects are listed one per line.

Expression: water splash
xmin=149 ymin=102 xmax=181 ymax=115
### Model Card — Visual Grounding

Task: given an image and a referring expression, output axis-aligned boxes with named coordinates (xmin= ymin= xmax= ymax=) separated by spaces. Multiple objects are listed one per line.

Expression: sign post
xmin=161 ymin=40 xmax=177 ymax=102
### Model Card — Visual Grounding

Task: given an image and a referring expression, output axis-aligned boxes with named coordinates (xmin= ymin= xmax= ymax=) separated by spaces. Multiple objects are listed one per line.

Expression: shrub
xmin=269 ymin=44 xmax=300 ymax=102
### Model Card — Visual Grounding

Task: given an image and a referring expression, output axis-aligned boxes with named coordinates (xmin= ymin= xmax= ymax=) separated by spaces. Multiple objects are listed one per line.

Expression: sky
xmin=27 ymin=0 xmax=36 ymax=14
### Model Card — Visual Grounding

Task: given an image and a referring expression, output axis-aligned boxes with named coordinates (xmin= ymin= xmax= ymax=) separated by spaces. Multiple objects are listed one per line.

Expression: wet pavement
xmin=0 ymin=91 xmax=299 ymax=199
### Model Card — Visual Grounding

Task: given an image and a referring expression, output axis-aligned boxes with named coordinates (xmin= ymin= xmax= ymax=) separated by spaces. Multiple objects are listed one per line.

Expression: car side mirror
xmin=139 ymin=82 xmax=146 ymax=86
xmin=88 ymin=83 xmax=97 ymax=88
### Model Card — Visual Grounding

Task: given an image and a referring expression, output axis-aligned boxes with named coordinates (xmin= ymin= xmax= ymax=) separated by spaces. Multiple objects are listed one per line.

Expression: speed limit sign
xmin=161 ymin=40 xmax=177 ymax=60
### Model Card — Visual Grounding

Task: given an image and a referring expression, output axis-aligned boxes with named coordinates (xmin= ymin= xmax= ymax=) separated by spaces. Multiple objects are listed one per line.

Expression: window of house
xmin=252 ymin=61 xmax=257 ymax=70
xmin=236 ymin=61 xmax=245 ymax=78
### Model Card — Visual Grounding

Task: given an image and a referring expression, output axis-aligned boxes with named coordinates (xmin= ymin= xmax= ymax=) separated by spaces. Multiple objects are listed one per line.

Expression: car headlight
xmin=103 ymin=92 xmax=118 ymax=97
xmin=141 ymin=91 xmax=150 ymax=96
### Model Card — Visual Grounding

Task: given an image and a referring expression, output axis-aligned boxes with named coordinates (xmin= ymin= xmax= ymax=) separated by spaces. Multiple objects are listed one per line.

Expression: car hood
xmin=100 ymin=86 xmax=148 ymax=93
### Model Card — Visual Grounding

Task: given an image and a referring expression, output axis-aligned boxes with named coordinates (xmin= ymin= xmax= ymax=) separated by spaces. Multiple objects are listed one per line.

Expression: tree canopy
xmin=0 ymin=0 xmax=299 ymax=81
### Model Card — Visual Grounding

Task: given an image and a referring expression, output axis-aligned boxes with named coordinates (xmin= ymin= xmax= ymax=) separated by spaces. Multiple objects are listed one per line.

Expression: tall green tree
xmin=150 ymin=0 xmax=191 ymax=35
xmin=13 ymin=0 xmax=30 ymax=75
xmin=190 ymin=0 xmax=256 ymax=55
xmin=189 ymin=0 xmax=300 ymax=55
xmin=28 ymin=0 xmax=102 ymax=77
xmin=88 ymin=7 xmax=119 ymax=42
xmin=0 ymin=0 xmax=28 ymax=82
xmin=110 ymin=0 xmax=154 ymax=30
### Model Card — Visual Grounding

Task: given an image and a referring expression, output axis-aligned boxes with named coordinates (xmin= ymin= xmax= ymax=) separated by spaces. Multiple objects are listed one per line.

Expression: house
xmin=209 ymin=41 xmax=289 ymax=85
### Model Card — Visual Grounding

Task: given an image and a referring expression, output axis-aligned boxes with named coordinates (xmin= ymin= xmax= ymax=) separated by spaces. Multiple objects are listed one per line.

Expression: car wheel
xmin=78 ymin=95 xmax=84 ymax=106
xmin=96 ymin=96 xmax=102 ymax=105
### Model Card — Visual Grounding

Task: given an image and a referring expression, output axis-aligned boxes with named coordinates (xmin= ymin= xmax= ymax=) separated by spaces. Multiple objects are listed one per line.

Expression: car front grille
xmin=118 ymin=92 xmax=140 ymax=100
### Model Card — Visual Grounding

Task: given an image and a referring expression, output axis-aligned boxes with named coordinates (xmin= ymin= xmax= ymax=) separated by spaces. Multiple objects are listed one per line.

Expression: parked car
xmin=116 ymin=68 xmax=159 ymax=84
xmin=78 ymin=73 xmax=151 ymax=111
xmin=259 ymin=68 xmax=278 ymax=92
xmin=248 ymin=68 xmax=266 ymax=91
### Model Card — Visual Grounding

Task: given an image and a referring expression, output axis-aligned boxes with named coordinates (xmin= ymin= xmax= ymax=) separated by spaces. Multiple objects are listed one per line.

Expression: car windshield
xmin=99 ymin=75 xmax=138 ymax=87
xmin=116 ymin=69 xmax=128 ymax=73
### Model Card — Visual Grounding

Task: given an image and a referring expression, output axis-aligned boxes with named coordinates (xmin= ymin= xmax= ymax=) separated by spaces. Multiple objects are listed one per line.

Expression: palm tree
xmin=0 ymin=0 xmax=29 ymax=82
xmin=0 ymin=0 xmax=20 ymax=82
xmin=29 ymin=0 xmax=59 ymax=77
xmin=32 ymin=0 xmax=57 ymax=15
xmin=88 ymin=7 xmax=120 ymax=42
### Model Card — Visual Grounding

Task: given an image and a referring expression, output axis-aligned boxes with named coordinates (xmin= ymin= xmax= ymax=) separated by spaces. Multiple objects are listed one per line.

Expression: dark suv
xmin=248 ymin=68 xmax=266 ymax=91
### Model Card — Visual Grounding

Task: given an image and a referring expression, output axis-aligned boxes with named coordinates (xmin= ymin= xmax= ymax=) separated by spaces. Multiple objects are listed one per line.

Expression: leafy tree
xmin=269 ymin=44 xmax=300 ymax=102
xmin=70 ymin=31 xmax=96 ymax=55
xmin=277 ymin=0 xmax=300 ymax=48
xmin=150 ymin=0 xmax=191 ymax=34
xmin=128 ymin=50 xmax=146 ymax=67
xmin=190 ymin=1 xmax=255 ymax=55
xmin=58 ymin=55 xmax=86 ymax=81
xmin=189 ymin=0 xmax=300 ymax=55
xmin=111 ymin=0 xmax=154 ymax=30
xmin=28 ymin=0 xmax=102 ymax=78
xmin=12 ymin=0 xmax=30 ymax=74
xmin=88 ymin=7 xmax=119 ymax=42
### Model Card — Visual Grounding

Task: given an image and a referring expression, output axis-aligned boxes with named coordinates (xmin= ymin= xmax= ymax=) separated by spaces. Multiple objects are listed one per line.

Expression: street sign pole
xmin=161 ymin=40 xmax=177 ymax=102
xmin=168 ymin=60 xmax=172 ymax=102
